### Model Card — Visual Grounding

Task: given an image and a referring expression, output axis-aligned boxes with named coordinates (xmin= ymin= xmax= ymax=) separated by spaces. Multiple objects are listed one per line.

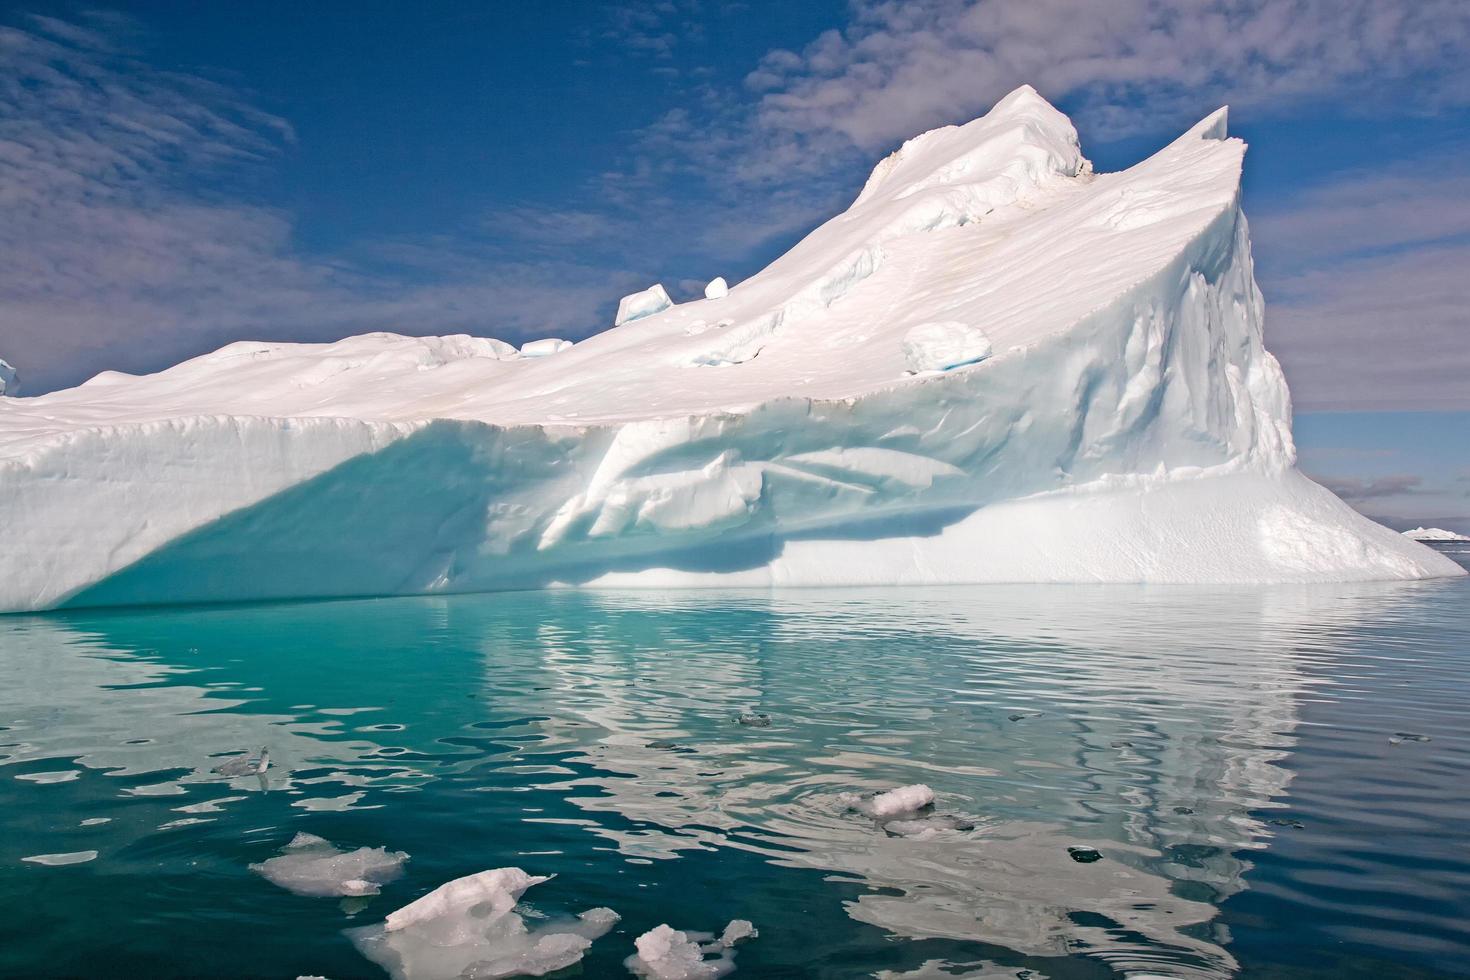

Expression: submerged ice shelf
xmin=0 ymin=86 xmax=1460 ymax=612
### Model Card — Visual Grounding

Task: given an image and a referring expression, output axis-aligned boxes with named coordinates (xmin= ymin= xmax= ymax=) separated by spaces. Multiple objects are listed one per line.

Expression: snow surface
xmin=0 ymin=85 xmax=1461 ymax=612
xmin=520 ymin=338 xmax=572 ymax=358
xmin=1403 ymin=527 xmax=1470 ymax=542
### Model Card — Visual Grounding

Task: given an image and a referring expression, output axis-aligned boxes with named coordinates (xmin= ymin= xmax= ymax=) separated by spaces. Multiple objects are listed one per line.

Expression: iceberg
xmin=1403 ymin=527 xmax=1470 ymax=543
xmin=0 ymin=86 xmax=1461 ymax=613
xmin=0 ymin=357 xmax=15 ymax=396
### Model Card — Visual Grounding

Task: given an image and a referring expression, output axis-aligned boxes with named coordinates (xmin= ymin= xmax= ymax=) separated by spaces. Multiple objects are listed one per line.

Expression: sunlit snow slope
xmin=0 ymin=87 xmax=1459 ymax=612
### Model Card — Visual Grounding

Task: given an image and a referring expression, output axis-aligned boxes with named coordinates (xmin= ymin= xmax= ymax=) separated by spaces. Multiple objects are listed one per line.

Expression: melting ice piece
xmin=626 ymin=920 xmax=757 ymax=979
xmin=845 ymin=784 xmax=936 ymax=820
xmin=349 ymin=868 xmax=618 ymax=980
xmin=704 ymin=277 xmax=729 ymax=300
xmin=882 ymin=814 xmax=976 ymax=838
xmin=615 ymin=283 xmax=673 ymax=325
xmin=519 ymin=338 xmax=572 ymax=358
xmin=901 ymin=321 xmax=992 ymax=373
xmin=251 ymin=832 xmax=408 ymax=898
xmin=21 ymin=850 xmax=98 ymax=866
xmin=735 ymin=711 xmax=771 ymax=728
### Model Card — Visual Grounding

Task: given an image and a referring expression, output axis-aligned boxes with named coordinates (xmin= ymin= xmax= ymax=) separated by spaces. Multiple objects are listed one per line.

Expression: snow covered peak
xmin=851 ymin=84 xmax=1086 ymax=210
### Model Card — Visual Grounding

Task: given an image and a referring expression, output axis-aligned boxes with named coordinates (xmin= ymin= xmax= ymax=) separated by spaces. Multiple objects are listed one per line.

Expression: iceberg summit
xmin=0 ymin=87 xmax=1460 ymax=612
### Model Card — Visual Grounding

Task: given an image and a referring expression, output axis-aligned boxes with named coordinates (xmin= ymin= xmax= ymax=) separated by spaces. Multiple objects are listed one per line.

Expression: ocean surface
xmin=1 ymin=545 xmax=1467 ymax=978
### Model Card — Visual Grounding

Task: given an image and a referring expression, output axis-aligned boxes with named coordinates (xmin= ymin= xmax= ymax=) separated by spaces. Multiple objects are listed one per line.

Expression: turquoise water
xmin=1 ymin=552 xmax=1468 ymax=978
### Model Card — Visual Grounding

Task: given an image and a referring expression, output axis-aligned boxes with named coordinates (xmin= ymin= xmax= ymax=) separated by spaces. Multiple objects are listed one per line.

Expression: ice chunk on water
xmin=350 ymin=868 xmax=618 ymax=980
xmin=519 ymin=338 xmax=572 ymax=358
xmin=704 ymin=277 xmax=729 ymax=300
xmin=901 ymin=321 xmax=992 ymax=373
xmin=882 ymin=814 xmax=976 ymax=838
xmin=22 ymin=850 xmax=97 ymax=866
xmin=251 ymin=832 xmax=408 ymax=898
xmin=844 ymin=784 xmax=936 ymax=820
xmin=615 ymin=283 xmax=673 ymax=325
xmin=717 ymin=920 xmax=758 ymax=946
xmin=626 ymin=920 xmax=757 ymax=978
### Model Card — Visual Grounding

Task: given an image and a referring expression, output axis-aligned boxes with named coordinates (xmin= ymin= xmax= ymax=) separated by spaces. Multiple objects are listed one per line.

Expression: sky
xmin=0 ymin=0 xmax=1467 ymax=530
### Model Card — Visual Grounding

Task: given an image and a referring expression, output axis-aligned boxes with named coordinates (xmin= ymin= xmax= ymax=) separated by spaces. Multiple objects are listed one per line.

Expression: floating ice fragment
xmin=211 ymin=746 xmax=269 ymax=777
xmin=717 ymin=920 xmax=758 ymax=947
xmin=22 ymin=850 xmax=97 ymax=866
xmin=704 ymin=277 xmax=729 ymax=300
xmin=520 ymin=338 xmax=572 ymax=358
xmin=615 ymin=283 xmax=672 ymax=325
xmin=251 ymin=832 xmax=408 ymax=898
xmin=901 ymin=321 xmax=992 ymax=373
xmin=735 ymin=712 xmax=771 ymax=728
xmin=350 ymin=868 xmax=617 ymax=980
xmin=1390 ymin=732 xmax=1431 ymax=745
xmin=864 ymin=784 xmax=935 ymax=819
xmin=1067 ymin=846 xmax=1102 ymax=863
xmin=627 ymin=920 xmax=756 ymax=979
xmin=882 ymin=814 xmax=976 ymax=838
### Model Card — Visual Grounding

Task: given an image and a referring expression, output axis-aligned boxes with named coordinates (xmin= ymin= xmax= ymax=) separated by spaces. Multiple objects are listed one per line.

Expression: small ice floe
xmin=1390 ymin=732 xmax=1431 ymax=745
xmin=349 ymin=868 xmax=618 ymax=980
xmin=704 ymin=277 xmax=729 ymax=300
xmin=251 ymin=832 xmax=408 ymax=898
xmin=882 ymin=814 xmax=976 ymax=839
xmin=839 ymin=784 xmax=936 ymax=821
xmin=16 ymin=770 xmax=81 ymax=784
xmin=80 ymin=817 xmax=112 ymax=826
xmin=1067 ymin=846 xmax=1102 ymax=864
xmin=735 ymin=711 xmax=771 ymax=728
xmin=22 ymin=850 xmax=98 ymax=866
xmin=211 ymin=746 xmax=270 ymax=777
xmin=625 ymin=919 xmax=757 ymax=979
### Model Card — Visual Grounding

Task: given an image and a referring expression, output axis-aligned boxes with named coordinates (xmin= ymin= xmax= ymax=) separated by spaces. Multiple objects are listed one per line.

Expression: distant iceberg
xmin=0 ymin=86 xmax=1461 ymax=612
xmin=1403 ymin=527 xmax=1470 ymax=542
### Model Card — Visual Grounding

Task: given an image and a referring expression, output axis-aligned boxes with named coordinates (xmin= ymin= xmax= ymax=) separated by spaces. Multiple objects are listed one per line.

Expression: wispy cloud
xmin=1313 ymin=473 xmax=1423 ymax=501
xmin=743 ymin=0 xmax=1470 ymax=153
xmin=0 ymin=14 xmax=645 ymax=393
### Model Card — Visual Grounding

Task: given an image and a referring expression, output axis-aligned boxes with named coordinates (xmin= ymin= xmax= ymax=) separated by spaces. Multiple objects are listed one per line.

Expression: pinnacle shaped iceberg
xmin=0 ymin=88 xmax=1460 ymax=612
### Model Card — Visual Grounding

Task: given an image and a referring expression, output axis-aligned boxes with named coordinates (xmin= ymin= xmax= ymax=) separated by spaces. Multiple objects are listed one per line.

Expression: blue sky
xmin=1 ymin=1 xmax=1467 ymax=529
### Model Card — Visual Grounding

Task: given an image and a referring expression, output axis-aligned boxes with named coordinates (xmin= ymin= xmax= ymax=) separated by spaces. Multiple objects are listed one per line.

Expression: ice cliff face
xmin=0 ymin=87 xmax=1460 ymax=612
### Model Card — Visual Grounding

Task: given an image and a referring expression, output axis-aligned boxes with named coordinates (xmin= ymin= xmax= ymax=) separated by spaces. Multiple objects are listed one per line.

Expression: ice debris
xmin=349 ymin=868 xmax=618 ymax=980
xmin=626 ymin=919 xmax=757 ymax=979
xmin=735 ymin=711 xmax=771 ymax=728
xmin=251 ymin=832 xmax=408 ymax=898
xmin=882 ymin=814 xmax=976 ymax=838
xmin=1390 ymin=732 xmax=1431 ymax=744
xmin=211 ymin=746 xmax=269 ymax=776
xmin=615 ymin=283 xmax=672 ymax=325
xmin=519 ymin=338 xmax=572 ymax=358
xmin=704 ymin=277 xmax=729 ymax=300
xmin=901 ymin=321 xmax=992 ymax=373
xmin=21 ymin=850 xmax=97 ymax=866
